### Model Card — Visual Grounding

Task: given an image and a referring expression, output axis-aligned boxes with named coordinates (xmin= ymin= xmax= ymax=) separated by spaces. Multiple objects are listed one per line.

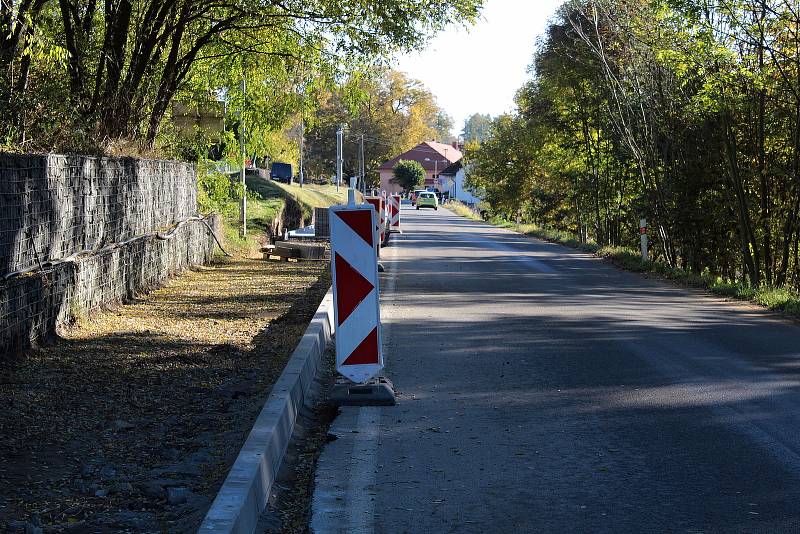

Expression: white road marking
xmin=344 ymin=407 xmax=381 ymax=534
xmin=311 ymin=235 xmax=402 ymax=533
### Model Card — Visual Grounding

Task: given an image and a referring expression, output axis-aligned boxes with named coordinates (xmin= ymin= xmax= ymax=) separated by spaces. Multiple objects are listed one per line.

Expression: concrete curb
xmin=198 ymin=289 xmax=334 ymax=534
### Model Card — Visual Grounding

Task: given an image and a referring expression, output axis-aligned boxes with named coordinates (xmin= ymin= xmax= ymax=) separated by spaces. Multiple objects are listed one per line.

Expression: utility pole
xmin=359 ymin=134 xmax=365 ymax=193
xmin=240 ymin=72 xmax=247 ymax=237
xmin=336 ymin=125 xmax=344 ymax=193
xmin=299 ymin=117 xmax=305 ymax=188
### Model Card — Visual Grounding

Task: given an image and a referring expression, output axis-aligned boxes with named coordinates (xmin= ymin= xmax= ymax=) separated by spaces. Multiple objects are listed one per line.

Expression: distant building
xmin=378 ymin=141 xmax=463 ymax=194
xmin=439 ymin=160 xmax=482 ymax=205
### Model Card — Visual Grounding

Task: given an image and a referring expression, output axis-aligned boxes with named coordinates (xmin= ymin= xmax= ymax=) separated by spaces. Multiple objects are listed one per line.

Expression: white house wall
xmin=452 ymin=169 xmax=482 ymax=205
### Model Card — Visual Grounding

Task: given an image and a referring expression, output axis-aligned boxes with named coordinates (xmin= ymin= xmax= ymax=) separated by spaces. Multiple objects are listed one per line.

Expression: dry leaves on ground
xmin=0 ymin=257 xmax=330 ymax=533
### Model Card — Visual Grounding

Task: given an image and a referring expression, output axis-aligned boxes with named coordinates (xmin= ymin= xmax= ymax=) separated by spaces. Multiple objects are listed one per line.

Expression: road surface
xmin=310 ymin=206 xmax=800 ymax=533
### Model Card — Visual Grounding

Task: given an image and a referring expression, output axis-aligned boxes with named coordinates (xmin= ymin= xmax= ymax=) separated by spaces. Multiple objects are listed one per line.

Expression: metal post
xmin=299 ymin=117 xmax=304 ymax=188
xmin=640 ymin=218 xmax=648 ymax=261
xmin=348 ymin=177 xmax=356 ymax=207
xmin=240 ymin=73 xmax=247 ymax=237
xmin=336 ymin=125 xmax=343 ymax=193
xmin=359 ymin=134 xmax=365 ymax=193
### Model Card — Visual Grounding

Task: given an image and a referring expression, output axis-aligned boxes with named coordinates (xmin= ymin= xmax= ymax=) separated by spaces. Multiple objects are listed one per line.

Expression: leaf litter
xmin=0 ymin=257 xmax=330 ymax=533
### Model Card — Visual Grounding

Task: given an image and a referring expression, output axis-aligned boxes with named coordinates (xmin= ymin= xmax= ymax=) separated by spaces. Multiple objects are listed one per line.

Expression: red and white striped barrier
xmin=389 ymin=194 xmax=401 ymax=233
xmin=365 ymin=196 xmax=386 ymax=247
xmin=381 ymin=191 xmax=390 ymax=237
xmin=382 ymin=192 xmax=391 ymax=236
xmin=329 ymin=204 xmax=384 ymax=384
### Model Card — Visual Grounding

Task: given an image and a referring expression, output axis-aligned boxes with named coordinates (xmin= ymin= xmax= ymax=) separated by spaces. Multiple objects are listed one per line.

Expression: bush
xmin=752 ymin=287 xmax=800 ymax=312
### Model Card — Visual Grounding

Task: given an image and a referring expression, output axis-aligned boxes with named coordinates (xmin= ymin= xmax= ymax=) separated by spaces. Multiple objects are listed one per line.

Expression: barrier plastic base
xmin=330 ymin=376 xmax=396 ymax=406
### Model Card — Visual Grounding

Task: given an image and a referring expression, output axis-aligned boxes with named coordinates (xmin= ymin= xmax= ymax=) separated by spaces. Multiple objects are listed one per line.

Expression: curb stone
xmin=198 ymin=289 xmax=334 ymax=534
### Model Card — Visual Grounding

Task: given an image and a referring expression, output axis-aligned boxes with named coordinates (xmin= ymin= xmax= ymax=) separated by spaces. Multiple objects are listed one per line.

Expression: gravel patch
xmin=0 ymin=257 xmax=330 ymax=533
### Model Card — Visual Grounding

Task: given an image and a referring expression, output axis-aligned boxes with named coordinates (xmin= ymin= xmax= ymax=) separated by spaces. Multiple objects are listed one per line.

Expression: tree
xmin=467 ymin=114 xmax=543 ymax=220
xmin=469 ymin=0 xmax=800 ymax=289
xmin=434 ymin=109 xmax=455 ymax=142
xmin=461 ymin=113 xmax=493 ymax=143
xmin=303 ymin=69 xmax=453 ymax=185
xmin=391 ymin=159 xmax=425 ymax=191
xmin=0 ymin=0 xmax=483 ymax=153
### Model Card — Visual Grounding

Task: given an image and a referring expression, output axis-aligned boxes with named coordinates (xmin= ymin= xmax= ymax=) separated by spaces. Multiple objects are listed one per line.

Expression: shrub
xmin=198 ymin=169 xmax=233 ymax=214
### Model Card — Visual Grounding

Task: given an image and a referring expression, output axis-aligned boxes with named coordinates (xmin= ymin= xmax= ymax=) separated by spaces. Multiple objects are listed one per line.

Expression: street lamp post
xmin=299 ymin=117 xmax=304 ymax=188
xmin=336 ymin=124 xmax=347 ymax=192
xmin=240 ymin=72 xmax=247 ymax=237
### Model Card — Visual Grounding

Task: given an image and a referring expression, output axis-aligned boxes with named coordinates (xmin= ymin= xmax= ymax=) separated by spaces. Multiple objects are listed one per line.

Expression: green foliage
xmin=469 ymin=0 xmax=800 ymax=291
xmin=461 ymin=113 xmax=493 ymax=143
xmin=304 ymin=69 xmax=453 ymax=185
xmin=751 ymin=288 xmax=800 ymax=314
xmin=198 ymin=169 xmax=234 ymax=215
xmin=391 ymin=159 xmax=426 ymax=191
xmin=0 ymin=0 xmax=483 ymax=155
xmin=465 ymin=113 xmax=543 ymax=219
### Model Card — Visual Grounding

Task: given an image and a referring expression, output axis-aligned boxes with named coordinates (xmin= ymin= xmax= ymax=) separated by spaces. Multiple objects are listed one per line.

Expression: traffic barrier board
xmin=365 ymin=196 xmax=386 ymax=247
xmin=329 ymin=204 xmax=383 ymax=383
xmin=389 ymin=194 xmax=401 ymax=232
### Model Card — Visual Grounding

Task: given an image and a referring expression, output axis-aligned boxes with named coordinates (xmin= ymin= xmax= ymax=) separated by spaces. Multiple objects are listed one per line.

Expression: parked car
xmin=416 ymin=191 xmax=438 ymax=210
xmin=270 ymin=162 xmax=293 ymax=183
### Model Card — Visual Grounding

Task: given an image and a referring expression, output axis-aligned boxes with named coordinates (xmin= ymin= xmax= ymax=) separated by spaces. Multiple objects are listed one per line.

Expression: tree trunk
xmin=757 ymin=2 xmax=773 ymax=285
xmin=722 ymin=111 xmax=760 ymax=286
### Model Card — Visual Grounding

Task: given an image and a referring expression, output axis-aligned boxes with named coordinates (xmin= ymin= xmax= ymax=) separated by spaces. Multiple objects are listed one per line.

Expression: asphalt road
xmin=310 ymin=205 xmax=800 ymax=533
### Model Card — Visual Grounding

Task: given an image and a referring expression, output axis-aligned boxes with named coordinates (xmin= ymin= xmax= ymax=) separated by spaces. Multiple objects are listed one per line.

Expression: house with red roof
xmin=378 ymin=141 xmax=463 ymax=195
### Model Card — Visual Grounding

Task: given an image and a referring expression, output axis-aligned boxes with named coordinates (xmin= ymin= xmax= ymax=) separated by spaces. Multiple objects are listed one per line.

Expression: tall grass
xmin=204 ymin=174 xmax=354 ymax=258
xmin=446 ymin=201 xmax=483 ymax=221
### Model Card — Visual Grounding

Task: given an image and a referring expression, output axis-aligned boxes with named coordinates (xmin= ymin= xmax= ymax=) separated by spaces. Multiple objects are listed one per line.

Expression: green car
xmin=416 ymin=191 xmax=438 ymax=210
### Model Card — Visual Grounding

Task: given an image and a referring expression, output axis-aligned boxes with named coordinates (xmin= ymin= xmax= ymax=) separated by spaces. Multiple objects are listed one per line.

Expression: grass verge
xmin=447 ymin=201 xmax=800 ymax=317
xmin=272 ymin=181 xmax=354 ymax=223
xmin=217 ymin=178 xmax=352 ymax=258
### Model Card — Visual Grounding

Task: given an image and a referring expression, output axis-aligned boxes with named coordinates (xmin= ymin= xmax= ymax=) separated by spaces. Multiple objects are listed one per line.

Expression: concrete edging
xmin=198 ymin=289 xmax=334 ymax=534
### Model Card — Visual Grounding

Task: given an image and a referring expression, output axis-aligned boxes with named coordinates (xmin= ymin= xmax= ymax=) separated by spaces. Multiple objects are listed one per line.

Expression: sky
xmin=393 ymin=0 xmax=564 ymax=138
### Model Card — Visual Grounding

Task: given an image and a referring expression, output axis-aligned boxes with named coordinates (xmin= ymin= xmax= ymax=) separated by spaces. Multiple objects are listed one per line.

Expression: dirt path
xmin=0 ymin=257 xmax=330 ymax=533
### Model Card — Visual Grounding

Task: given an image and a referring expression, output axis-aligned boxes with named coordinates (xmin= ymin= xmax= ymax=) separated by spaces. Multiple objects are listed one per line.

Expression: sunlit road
xmin=311 ymin=205 xmax=800 ymax=533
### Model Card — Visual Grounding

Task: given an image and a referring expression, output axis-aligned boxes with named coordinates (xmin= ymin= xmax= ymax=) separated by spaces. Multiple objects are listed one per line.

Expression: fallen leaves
xmin=0 ymin=256 xmax=330 ymax=531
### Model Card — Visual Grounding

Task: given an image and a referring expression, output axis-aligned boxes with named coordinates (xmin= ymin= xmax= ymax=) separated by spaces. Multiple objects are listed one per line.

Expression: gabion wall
xmin=0 ymin=154 xmax=197 ymax=276
xmin=0 ymin=154 xmax=217 ymax=356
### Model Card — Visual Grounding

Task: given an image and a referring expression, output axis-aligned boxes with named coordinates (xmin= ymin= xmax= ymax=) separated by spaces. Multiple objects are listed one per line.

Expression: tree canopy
xmin=468 ymin=0 xmax=800 ymax=289
xmin=391 ymin=159 xmax=426 ymax=191
xmin=461 ymin=113 xmax=493 ymax=143
xmin=0 ymin=0 xmax=480 ymax=154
